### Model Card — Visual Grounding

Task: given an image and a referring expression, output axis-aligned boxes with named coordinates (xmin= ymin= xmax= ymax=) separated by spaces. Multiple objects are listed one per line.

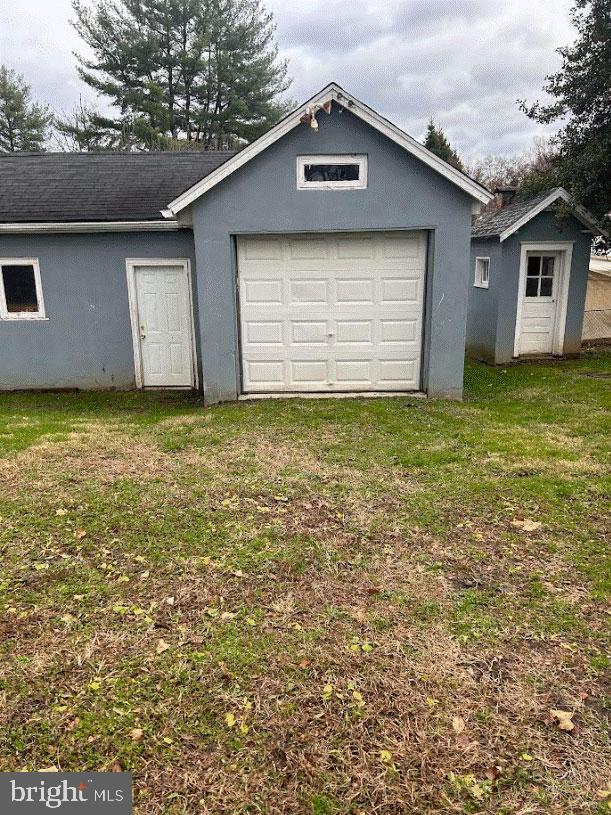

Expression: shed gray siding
xmin=190 ymin=104 xmax=475 ymax=403
xmin=466 ymin=210 xmax=592 ymax=364
xmin=0 ymin=231 xmax=196 ymax=389
xmin=466 ymin=238 xmax=502 ymax=363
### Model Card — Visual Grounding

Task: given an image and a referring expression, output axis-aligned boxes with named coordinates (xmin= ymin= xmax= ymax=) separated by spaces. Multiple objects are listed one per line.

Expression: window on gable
xmin=297 ymin=155 xmax=367 ymax=189
xmin=474 ymin=257 xmax=490 ymax=288
xmin=0 ymin=260 xmax=46 ymax=319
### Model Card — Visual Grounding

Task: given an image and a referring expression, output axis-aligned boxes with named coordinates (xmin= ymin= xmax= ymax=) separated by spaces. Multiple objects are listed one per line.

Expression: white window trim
xmin=0 ymin=258 xmax=47 ymax=320
xmin=296 ymin=154 xmax=368 ymax=190
xmin=474 ymin=256 xmax=490 ymax=289
xmin=513 ymin=241 xmax=574 ymax=358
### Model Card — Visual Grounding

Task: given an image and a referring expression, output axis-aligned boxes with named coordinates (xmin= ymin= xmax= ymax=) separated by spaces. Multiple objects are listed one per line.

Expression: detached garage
xmin=0 ymin=83 xmax=492 ymax=400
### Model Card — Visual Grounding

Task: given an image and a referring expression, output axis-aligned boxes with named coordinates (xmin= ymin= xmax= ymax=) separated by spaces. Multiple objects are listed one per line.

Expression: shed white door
xmin=238 ymin=231 xmax=426 ymax=393
xmin=132 ymin=263 xmax=195 ymax=387
xmin=517 ymin=252 xmax=562 ymax=355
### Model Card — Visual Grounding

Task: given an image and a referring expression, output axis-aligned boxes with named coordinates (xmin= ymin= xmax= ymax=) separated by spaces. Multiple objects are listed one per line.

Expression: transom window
xmin=474 ymin=257 xmax=490 ymax=288
xmin=0 ymin=259 xmax=46 ymax=319
xmin=297 ymin=155 xmax=367 ymax=190
xmin=525 ymin=254 xmax=555 ymax=298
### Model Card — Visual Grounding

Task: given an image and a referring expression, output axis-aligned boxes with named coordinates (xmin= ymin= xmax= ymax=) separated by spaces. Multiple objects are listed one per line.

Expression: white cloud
xmin=0 ymin=0 xmax=575 ymax=159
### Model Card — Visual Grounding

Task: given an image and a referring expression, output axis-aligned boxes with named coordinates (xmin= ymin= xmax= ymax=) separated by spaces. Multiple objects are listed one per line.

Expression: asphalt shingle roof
xmin=0 ymin=151 xmax=236 ymax=223
xmin=471 ymin=189 xmax=560 ymax=239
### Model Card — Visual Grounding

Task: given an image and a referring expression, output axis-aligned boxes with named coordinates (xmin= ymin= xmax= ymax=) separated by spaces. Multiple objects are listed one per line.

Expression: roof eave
xmin=0 ymin=219 xmax=182 ymax=234
xmin=499 ymin=188 xmax=608 ymax=241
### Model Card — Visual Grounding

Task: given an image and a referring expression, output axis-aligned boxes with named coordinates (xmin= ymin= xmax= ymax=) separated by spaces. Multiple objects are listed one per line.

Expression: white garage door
xmin=238 ymin=231 xmax=427 ymax=393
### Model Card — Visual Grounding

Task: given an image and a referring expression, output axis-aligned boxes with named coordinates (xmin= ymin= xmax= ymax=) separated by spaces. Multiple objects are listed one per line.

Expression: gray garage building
xmin=467 ymin=187 xmax=607 ymax=365
xmin=0 ymin=83 xmax=492 ymax=401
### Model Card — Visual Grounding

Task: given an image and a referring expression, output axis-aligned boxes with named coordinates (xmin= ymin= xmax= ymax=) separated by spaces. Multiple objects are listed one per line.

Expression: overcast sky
xmin=0 ymin=0 xmax=574 ymax=161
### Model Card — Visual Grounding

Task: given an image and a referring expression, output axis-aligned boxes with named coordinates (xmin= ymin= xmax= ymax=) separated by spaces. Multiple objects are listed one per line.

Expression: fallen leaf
xmin=379 ymin=750 xmax=393 ymax=764
xmin=225 ymin=712 xmax=236 ymax=728
xmin=483 ymin=766 xmax=501 ymax=781
xmin=38 ymin=767 xmax=59 ymax=773
xmin=452 ymin=716 xmax=466 ymax=733
xmin=165 ymin=596 xmax=175 ymax=606
xmin=156 ymin=639 xmax=171 ymax=655
xmin=129 ymin=728 xmax=144 ymax=742
xmin=110 ymin=761 xmax=123 ymax=773
xmin=74 ymin=529 xmax=87 ymax=540
xmin=550 ymin=709 xmax=575 ymax=731
xmin=511 ymin=519 xmax=542 ymax=532
xmin=55 ymin=508 xmax=68 ymax=516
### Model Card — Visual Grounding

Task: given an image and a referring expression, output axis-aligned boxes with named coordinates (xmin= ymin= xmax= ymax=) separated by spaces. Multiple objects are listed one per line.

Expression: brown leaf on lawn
xmin=511 ymin=519 xmax=543 ymax=532
xmin=550 ymin=709 xmax=575 ymax=731
xmin=452 ymin=716 xmax=466 ymax=734
xmin=483 ymin=766 xmax=501 ymax=781
xmin=156 ymin=639 xmax=171 ymax=655
xmin=129 ymin=728 xmax=144 ymax=742
xmin=110 ymin=761 xmax=123 ymax=773
xmin=38 ymin=767 xmax=59 ymax=773
xmin=74 ymin=529 xmax=88 ymax=539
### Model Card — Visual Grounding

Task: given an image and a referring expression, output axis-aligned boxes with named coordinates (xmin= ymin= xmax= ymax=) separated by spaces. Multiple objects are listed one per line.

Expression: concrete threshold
xmin=238 ymin=391 xmax=426 ymax=401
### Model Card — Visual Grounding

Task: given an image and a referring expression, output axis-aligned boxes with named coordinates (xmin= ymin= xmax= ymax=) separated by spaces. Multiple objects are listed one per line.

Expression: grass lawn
xmin=0 ymin=353 xmax=609 ymax=815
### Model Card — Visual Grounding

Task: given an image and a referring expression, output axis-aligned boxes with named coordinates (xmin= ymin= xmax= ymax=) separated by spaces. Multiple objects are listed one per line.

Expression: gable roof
xmin=0 ymin=150 xmax=235 ymax=226
xmin=472 ymin=187 xmax=608 ymax=241
xmin=164 ymin=82 xmax=493 ymax=215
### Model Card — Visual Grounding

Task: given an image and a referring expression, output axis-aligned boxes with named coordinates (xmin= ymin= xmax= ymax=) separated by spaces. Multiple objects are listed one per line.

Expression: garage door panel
xmin=335 ymin=320 xmax=373 ymax=345
xmin=380 ymin=319 xmax=418 ymax=343
xmin=243 ymin=279 xmax=283 ymax=304
xmin=238 ymin=232 xmax=425 ymax=393
xmin=291 ymin=321 xmax=328 ymax=344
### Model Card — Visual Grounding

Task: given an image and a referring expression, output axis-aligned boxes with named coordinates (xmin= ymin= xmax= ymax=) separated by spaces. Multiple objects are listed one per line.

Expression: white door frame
xmin=513 ymin=241 xmax=574 ymax=357
xmin=125 ymin=258 xmax=198 ymax=389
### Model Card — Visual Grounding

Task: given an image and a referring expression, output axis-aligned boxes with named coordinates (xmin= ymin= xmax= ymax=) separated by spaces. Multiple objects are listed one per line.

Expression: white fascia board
xmin=165 ymin=82 xmax=493 ymax=215
xmin=0 ymin=220 xmax=181 ymax=234
xmin=499 ymin=188 xmax=608 ymax=241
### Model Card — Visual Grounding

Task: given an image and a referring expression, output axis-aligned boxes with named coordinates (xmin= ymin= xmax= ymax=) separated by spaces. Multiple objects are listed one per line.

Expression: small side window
xmin=474 ymin=257 xmax=490 ymax=289
xmin=0 ymin=260 xmax=46 ymax=319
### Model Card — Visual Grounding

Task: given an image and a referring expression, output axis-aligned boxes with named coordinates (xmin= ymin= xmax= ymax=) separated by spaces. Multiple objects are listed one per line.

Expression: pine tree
xmin=520 ymin=0 xmax=610 ymax=220
xmin=70 ymin=0 xmax=291 ymax=149
xmin=0 ymin=66 xmax=52 ymax=152
xmin=423 ymin=120 xmax=464 ymax=171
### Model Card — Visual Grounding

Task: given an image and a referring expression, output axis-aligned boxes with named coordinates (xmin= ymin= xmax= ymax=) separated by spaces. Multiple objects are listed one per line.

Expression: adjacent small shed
xmin=466 ymin=188 xmax=607 ymax=364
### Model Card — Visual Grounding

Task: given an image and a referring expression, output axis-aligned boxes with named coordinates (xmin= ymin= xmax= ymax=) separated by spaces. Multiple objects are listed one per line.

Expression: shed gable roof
xmin=0 ymin=150 xmax=235 ymax=225
xmin=472 ymin=187 xmax=608 ymax=241
xmin=164 ymin=82 xmax=493 ymax=215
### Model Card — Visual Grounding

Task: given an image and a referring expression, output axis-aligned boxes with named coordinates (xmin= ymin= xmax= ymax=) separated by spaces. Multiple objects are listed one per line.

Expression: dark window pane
xmin=525 ymin=276 xmax=539 ymax=297
xmin=304 ymin=163 xmax=360 ymax=182
xmin=2 ymin=265 xmax=39 ymax=313
xmin=539 ymin=277 xmax=553 ymax=297
xmin=527 ymin=256 xmax=540 ymax=276
xmin=541 ymin=257 xmax=555 ymax=276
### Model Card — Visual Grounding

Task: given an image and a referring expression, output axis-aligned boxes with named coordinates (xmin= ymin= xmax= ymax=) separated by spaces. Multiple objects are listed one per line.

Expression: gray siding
xmin=466 ymin=238 xmax=502 ymax=363
xmin=0 ymin=231 xmax=196 ymax=389
xmin=190 ymin=103 xmax=475 ymax=403
xmin=466 ymin=210 xmax=592 ymax=364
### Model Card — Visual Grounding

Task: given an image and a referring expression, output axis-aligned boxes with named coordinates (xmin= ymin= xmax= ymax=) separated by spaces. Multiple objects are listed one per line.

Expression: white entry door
xmin=129 ymin=261 xmax=195 ymax=387
xmin=237 ymin=231 xmax=427 ymax=393
xmin=517 ymin=252 xmax=563 ymax=355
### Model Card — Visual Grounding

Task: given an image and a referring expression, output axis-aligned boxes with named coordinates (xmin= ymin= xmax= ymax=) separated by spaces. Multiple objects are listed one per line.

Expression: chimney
xmin=494 ymin=186 xmax=517 ymax=210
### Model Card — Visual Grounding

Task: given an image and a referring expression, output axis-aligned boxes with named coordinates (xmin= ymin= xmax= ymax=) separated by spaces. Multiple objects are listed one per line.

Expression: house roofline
xmin=164 ymin=82 xmax=493 ymax=215
xmin=499 ymin=188 xmax=608 ymax=241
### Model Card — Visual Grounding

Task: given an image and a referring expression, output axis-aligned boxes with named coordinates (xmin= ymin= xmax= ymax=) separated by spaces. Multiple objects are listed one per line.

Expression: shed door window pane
xmin=304 ymin=163 xmax=360 ymax=182
xmin=525 ymin=255 xmax=555 ymax=298
xmin=2 ymin=264 xmax=39 ymax=312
